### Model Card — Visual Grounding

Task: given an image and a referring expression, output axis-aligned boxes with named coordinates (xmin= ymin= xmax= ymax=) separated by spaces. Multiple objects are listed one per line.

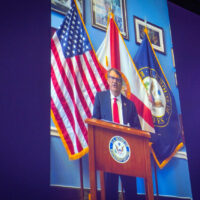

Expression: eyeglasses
xmin=108 ymin=75 xmax=122 ymax=83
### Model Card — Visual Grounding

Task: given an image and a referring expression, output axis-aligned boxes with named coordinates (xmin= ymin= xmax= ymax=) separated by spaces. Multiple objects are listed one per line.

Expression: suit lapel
xmin=122 ymin=95 xmax=127 ymax=125
xmin=105 ymin=90 xmax=112 ymax=121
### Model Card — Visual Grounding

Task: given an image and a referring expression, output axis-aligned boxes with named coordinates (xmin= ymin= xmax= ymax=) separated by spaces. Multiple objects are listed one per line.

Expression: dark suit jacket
xmin=93 ymin=90 xmax=141 ymax=129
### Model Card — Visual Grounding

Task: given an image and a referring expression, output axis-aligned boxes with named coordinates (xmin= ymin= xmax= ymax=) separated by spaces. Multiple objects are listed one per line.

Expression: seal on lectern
xmin=109 ymin=136 xmax=131 ymax=163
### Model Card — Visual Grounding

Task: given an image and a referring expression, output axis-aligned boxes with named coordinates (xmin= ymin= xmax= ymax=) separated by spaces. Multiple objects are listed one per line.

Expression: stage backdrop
xmin=50 ymin=0 xmax=192 ymax=199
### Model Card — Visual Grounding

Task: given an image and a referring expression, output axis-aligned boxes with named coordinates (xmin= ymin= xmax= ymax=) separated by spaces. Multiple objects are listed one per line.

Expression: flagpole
xmin=79 ymin=158 xmax=84 ymax=200
xmin=153 ymin=159 xmax=159 ymax=199
xmin=120 ymin=181 xmax=124 ymax=200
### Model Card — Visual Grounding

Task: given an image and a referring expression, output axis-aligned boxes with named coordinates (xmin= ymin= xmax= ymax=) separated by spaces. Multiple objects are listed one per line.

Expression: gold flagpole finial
xmin=144 ymin=27 xmax=148 ymax=34
xmin=144 ymin=18 xmax=148 ymax=34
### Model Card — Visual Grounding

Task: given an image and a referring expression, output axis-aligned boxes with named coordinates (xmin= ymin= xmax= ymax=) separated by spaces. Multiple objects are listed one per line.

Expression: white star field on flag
xmin=57 ymin=3 xmax=91 ymax=58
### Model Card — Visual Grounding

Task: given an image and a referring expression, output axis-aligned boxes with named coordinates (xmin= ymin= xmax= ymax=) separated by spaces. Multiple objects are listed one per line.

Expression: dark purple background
xmin=168 ymin=2 xmax=200 ymax=199
xmin=0 ymin=1 xmax=199 ymax=199
xmin=0 ymin=1 xmax=51 ymax=199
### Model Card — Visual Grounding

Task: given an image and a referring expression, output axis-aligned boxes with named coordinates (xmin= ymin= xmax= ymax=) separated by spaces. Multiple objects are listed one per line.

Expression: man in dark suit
xmin=92 ymin=68 xmax=141 ymax=200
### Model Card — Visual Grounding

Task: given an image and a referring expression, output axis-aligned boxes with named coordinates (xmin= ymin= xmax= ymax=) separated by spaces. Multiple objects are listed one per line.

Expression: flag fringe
xmin=50 ymin=0 xmax=105 ymax=160
xmin=144 ymin=28 xmax=184 ymax=168
xmin=51 ymin=109 xmax=89 ymax=160
xmin=150 ymin=142 xmax=184 ymax=169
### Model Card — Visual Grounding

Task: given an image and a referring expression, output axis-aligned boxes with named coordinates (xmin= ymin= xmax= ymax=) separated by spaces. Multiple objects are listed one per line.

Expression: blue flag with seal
xmin=134 ymin=29 xmax=184 ymax=168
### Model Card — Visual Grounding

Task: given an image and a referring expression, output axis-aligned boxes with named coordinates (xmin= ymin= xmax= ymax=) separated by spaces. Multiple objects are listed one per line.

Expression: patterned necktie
xmin=113 ymin=97 xmax=119 ymax=123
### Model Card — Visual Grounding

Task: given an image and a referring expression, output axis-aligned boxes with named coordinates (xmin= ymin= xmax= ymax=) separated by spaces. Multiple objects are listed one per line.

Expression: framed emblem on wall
xmin=51 ymin=0 xmax=84 ymax=20
xmin=134 ymin=16 xmax=165 ymax=54
xmin=91 ymin=0 xmax=129 ymax=40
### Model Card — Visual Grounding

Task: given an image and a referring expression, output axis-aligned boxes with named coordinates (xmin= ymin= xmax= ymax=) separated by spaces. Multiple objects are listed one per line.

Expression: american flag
xmin=51 ymin=1 xmax=108 ymax=160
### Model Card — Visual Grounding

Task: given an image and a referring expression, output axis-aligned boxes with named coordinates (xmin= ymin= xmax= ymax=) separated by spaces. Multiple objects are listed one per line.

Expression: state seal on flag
xmin=109 ymin=136 xmax=131 ymax=163
xmin=120 ymin=72 xmax=131 ymax=99
xmin=139 ymin=67 xmax=172 ymax=127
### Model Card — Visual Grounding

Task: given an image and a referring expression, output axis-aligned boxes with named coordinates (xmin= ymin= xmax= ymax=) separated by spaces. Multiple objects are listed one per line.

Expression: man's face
xmin=107 ymin=70 xmax=122 ymax=96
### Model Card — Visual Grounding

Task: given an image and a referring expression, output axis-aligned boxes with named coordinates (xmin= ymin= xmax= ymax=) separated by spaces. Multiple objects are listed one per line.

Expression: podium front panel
xmin=93 ymin=126 xmax=149 ymax=178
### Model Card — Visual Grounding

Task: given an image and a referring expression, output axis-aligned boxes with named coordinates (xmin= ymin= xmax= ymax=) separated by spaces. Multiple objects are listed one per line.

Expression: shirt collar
xmin=110 ymin=91 xmax=121 ymax=102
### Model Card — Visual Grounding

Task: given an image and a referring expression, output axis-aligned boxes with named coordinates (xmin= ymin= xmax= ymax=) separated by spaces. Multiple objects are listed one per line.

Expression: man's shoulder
xmin=94 ymin=90 xmax=110 ymax=107
xmin=96 ymin=90 xmax=109 ymax=97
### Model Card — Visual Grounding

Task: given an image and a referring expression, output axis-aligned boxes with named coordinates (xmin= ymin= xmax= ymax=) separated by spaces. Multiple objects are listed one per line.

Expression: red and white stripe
xmin=97 ymin=15 xmax=155 ymax=133
xmin=51 ymin=33 xmax=108 ymax=159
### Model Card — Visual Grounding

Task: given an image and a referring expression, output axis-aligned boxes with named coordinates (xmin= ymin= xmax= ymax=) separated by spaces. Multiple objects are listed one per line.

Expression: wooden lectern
xmin=85 ymin=118 xmax=154 ymax=200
